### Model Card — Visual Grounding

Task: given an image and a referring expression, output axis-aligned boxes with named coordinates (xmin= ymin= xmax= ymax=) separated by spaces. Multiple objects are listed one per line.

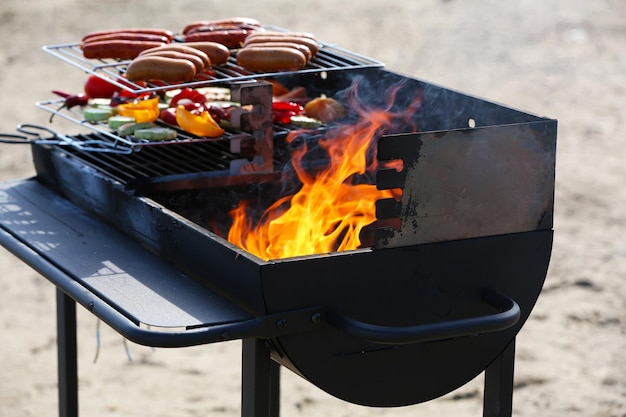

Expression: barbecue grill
xmin=0 ymin=27 xmax=556 ymax=417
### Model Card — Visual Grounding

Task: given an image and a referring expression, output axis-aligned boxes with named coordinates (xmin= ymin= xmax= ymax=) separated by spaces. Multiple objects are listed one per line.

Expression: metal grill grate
xmin=35 ymin=98 xmax=262 ymax=150
xmin=62 ymin=132 xmax=237 ymax=184
xmin=42 ymin=27 xmax=384 ymax=95
xmin=55 ymin=129 xmax=294 ymax=194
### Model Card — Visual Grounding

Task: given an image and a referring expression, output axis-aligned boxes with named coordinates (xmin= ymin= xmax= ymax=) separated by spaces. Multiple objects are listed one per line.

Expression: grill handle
xmin=328 ymin=290 xmax=520 ymax=345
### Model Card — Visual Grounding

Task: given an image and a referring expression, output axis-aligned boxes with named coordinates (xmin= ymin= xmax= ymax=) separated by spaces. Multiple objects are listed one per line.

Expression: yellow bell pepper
xmin=175 ymin=105 xmax=224 ymax=137
xmin=116 ymin=97 xmax=160 ymax=123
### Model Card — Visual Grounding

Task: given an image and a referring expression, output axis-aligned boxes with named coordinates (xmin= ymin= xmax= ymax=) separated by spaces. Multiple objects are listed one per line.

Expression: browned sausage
xmin=182 ymin=17 xmax=261 ymax=35
xmin=182 ymin=42 xmax=231 ymax=66
xmin=125 ymin=56 xmax=197 ymax=82
xmin=241 ymin=42 xmax=312 ymax=62
xmin=82 ymin=40 xmax=167 ymax=60
xmin=139 ymin=50 xmax=206 ymax=73
xmin=246 ymin=30 xmax=316 ymax=41
xmin=185 ymin=23 xmax=263 ymax=35
xmin=80 ymin=32 xmax=171 ymax=45
xmin=243 ymin=35 xmax=319 ymax=56
xmin=237 ymin=46 xmax=307 ymax=72
xmin=183 ymin=29 xmax=257 ymax=48
xmin=82 ymin=28 xmax=174 ymax=42
xmin=139 ymin=44 xmax=211 ymax=68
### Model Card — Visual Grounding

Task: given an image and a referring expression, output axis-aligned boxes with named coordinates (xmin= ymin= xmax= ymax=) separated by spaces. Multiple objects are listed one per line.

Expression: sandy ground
xmin=0 ymin=1 xmax=625 ymax=416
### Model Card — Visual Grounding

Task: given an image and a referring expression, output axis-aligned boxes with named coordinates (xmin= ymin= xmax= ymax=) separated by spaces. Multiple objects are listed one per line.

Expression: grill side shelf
xmin=0 ymin=178 xmax=328 ymax=347
xmin=0 ymin=179 xmax=251 ymax=330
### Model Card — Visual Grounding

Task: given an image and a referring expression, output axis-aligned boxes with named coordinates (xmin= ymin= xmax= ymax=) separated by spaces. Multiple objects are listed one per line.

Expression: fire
xmin=227 ymin=80 xmax=420 ymax=260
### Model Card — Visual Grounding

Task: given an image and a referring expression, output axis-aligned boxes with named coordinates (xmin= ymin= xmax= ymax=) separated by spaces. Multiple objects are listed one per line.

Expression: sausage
xmin=185 ymin=23 xmax=263 ymax=35
xmin=205 ymin=17 xmax=261 ymax=26
xmin=82 ymin=28 xmax=174 ymax=42
xmin=125 ymin=56 xmax=197 ymax=82
xmin=182 ymin=42 xmax=231 ymax=66
xmin=236 ymin=46 xmax=307 ymax=72
xmin=80 ymin=32 xmax=171 ymax=45
xmin=246 ymin=30 xmax=316 ymax=41
xmin=139 ymin=44 xmax=211 ymax=68
xmin=183 ymin=29 xmax=256 ymax=48
xmin=182 ymin=17 xmax=261 ymax=35
xmin=241 ymin=42 xmax=312 ymax=62
xmin=82 ymin=40 xmax=167 ymax=60
xmin=243 ymin=35 xmax=319 ymax=56
xmin=139 ymin=50 xmax=206 ymax=73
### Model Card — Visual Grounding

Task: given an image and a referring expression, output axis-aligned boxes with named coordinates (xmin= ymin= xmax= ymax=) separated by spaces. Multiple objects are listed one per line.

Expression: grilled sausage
xmin=139 ymin=50 xmax=206 ymax=73
xmin=246 ymin=30 xmax=316 ymax=41
xmin=139 ymin=44 xmax=211 ymax=68
xmin=82 ymin=28 xmax=174 ymax=42
xmin=82 ymin=40 xmax=167 ymax=60
xmin=243 ymin=35 xmax=319 ymax=56
xmin=80 ymin=32 xmax=171 ymax=45
xmin=242 ymin=42 xmax=312 ymax=62
xmin=182 ymin=17 xmax=261 ymax=35
xmin=183 ymin=29 xmax=256 ymax=48
xmin=237 ymin=46 xmax=307 ymax=72
xmin=125 ymin=56 xmax=197 ymax=82
xmin=182 ymin=42 xmax=231 ymax=66
xmin=185 ymin=23 xmax=263 ymax=36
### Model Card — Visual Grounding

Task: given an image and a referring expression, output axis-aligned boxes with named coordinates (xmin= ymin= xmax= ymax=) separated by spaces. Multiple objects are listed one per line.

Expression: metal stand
xmin=483 ymin=338 xmax=516 ymax=417
xmin=242 ymin=339 xmax=280 ymax=417
xmin=53 ymin=301 xmax=287 ymax=417
xmin=56 ymin=289 xmax=79 ymax=417
xmin=54 ymin=296 xmax=283 ymax=417
xmin=49 ymin=263 xmax=520 ymax=417
xmin=240 ymin=337 xmax=517 ymax=417
xmin=53 ymin=302 xmax=515 ymax=417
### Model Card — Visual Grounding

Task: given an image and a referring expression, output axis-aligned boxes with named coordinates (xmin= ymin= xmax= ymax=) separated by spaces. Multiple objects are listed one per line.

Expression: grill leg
xmin=56 ymin=289 xmax=79 ymax=417
xmin=483 ymin=338 xmax=515 ymax=417
xmin=269 ymin=358 xmax=280 ymax=417
xmin=241 ymin=339 xmax=280 ymax=417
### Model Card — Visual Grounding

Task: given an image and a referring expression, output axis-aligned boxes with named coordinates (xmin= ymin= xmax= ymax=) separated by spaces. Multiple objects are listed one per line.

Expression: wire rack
xmin=42 ymin=27 xmax=384 ymax=95
xmin=37 ymin=98 xmax=246 ymax=143
xmin=35 ymin=96 xmax=309 ymax=154
xmin=36 ymin=27 xmax=384 ymax=152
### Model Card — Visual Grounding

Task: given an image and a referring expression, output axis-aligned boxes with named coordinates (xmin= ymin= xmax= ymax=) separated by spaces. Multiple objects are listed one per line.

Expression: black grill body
xmin=30 ymin=66 xmax=556 ymax=406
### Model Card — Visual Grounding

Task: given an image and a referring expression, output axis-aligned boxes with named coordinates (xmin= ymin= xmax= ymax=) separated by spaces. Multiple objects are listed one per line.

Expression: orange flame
xmin=228 ymin=81 xmax=419 ymax=260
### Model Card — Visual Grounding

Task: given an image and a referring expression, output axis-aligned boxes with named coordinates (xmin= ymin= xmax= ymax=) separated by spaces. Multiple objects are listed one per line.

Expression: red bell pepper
xmin=272 ymin=100 xmax=304 ymax=124
xmin=170 ymin=88 xmax=207 ymax=108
